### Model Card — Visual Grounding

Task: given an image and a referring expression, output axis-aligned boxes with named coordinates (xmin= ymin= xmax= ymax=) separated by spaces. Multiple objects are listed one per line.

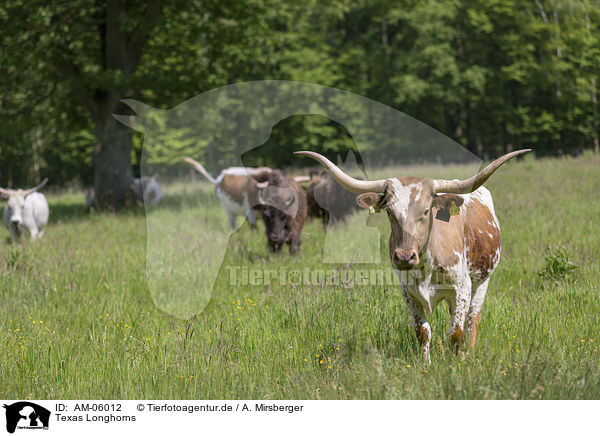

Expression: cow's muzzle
xmin=392 ymin=249 xmax=419 ymax=270
xmin=269 ymin=241 xmax=283 ymax=253
xmin=268 ymin=233 xmax=285 ymax=243
xmin=10 ymin=219 xmax=23 ymax=234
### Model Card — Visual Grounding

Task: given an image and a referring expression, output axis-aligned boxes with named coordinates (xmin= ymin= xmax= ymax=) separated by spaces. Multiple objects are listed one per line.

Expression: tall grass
xmin=1 ymin=152 xmax=599 ymax=399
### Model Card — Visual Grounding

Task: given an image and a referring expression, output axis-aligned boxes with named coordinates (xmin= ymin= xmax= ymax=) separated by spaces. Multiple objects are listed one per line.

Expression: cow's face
xmin=357 ymin=178 xmax=464 ymax=270
xmin=257 ymin=181 xmax=298 ymax=219
xmin=257 ymin=170 xmax=298 ymax=252
xmin=261 ymin=205 xmax=290 ymax=252
xmin=6 ymin=192 xmax=27 ymax=236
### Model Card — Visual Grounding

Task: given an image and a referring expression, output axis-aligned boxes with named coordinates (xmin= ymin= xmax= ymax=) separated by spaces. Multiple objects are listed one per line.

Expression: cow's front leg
xmin=29 ymin=225 xmax=39 ymax=240
xmin=246 ymin=208 xmax=257 ymax=230
xmin=288 ymin=234 xmax=301 ymax=254
xmin=401 ymin=289 xmax=431 ymax=366
xmin=7 ymin=224 xmax=19 ymax=244
xmin=225 ymin=210 xmax=237 ymax=229
xmin=466 ymin=277 xmax=490 ymax=350
xmin=447 ymin=286 xmax=470 ymax=353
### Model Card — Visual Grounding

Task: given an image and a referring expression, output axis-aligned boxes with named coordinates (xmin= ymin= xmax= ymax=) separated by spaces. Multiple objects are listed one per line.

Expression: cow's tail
xmin=183 ymin=157 xmax=217 ymax=184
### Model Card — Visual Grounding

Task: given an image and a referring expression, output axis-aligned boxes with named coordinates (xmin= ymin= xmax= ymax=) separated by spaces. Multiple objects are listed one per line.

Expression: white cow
xmin=134 ymin=177 xmax=163 ymax=206
xmin=1 ymin=178 xmax=49 ymax=243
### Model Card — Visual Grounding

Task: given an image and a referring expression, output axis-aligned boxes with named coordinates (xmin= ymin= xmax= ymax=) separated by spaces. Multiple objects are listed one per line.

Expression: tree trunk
xmin=77 ymin=0 xmax=165 ymax=209
xmin=92 ymin=115 xmax=136 ymax=209
xmin=31 ymin=127 xmax=41 ymax=183
xmin=593 ymin=78 xmax=599 ymax=153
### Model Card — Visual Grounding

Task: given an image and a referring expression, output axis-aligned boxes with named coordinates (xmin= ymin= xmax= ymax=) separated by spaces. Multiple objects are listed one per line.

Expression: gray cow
xmin=1 ymin=179 xmax=49 ymax=243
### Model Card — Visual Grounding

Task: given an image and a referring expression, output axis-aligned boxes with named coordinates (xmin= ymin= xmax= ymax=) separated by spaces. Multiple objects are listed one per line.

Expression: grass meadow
xmin=1 ymin=152 xmax=599 ymax=400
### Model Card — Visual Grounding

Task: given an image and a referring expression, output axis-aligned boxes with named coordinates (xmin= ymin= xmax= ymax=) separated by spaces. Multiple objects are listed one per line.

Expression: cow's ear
xmin=433 ymin=194 xmax=464 ymax=221
xmin=357 ymin=192 xmax=384 ymax=213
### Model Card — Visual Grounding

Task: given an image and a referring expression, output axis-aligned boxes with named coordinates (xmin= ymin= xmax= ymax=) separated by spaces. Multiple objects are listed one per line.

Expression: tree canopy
xmin=1 ymin=0 xmax=598 ymax=194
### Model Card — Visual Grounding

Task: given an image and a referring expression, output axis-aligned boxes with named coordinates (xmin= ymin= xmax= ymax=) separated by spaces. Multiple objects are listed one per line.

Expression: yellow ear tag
xmin=369 ymin=206 xmax=376 ymax=214
xmin=449 ymin=202 xmax=460 ymax=216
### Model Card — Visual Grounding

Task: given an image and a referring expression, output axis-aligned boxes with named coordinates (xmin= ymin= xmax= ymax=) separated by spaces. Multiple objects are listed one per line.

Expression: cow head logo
xmin=3 ymin=402 xmax=50 ymax=434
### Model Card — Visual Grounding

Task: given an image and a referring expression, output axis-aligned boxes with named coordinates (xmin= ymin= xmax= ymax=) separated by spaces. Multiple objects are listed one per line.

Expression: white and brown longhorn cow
xmin=183 ymin=157 xmax=273 ymax=229
xmin=295 ymin=149 xmax=530 ymax=364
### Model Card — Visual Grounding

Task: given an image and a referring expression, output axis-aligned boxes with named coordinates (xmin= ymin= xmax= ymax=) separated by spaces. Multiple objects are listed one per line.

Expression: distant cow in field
xmin=84 ymin=187 xmax=94 ymax=209
xmin=133 ymin=176 xmax=163 ymax=206
xmin=304 ymin=169 xmax=358 ymax=224
xmin=1 ymin=179 xmax=49 ymax=243
xmin=295 ymin=149 xmax=530 ymax=364
xmin=85 ymin=177 xmax=162 ymax=209
xmin=257 ymin=169 xmax=307 ymax=254
xmin=183 ymin=157 xmax=273 ymax=229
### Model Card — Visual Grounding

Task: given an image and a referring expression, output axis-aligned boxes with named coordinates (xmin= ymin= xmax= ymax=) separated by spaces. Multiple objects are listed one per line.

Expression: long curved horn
xmin=0 ymin=186 xmax=13 ymax=196
xmin=292 ymin=176 xmax=311 ymax=184
xmin=23 ymin=178 xmax=48 ymax=195
xmin=183 ymin=157 xmax=217 ymax=184
xmin=294 ymin=151 xmax=386 ymax=193
xmin=433 ymin=149 xmax=531 ymax=194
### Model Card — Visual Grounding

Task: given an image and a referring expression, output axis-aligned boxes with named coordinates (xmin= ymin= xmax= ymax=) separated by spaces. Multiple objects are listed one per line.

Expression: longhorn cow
xmin=295 ymin=149 xmax=530 ymax=364
xmin=1 ymin=179 xmax=49 ymax=243
xmin=183 ymin=157 xmax=273 ymax=229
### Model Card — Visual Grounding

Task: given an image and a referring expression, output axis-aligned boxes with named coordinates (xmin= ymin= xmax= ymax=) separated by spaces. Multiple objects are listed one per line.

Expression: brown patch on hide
xmin=416 ymin=325 xmax=430 ymax=345
xmin=464 ymin=198 xmax=501 ymax=280
xmin=428 ymin=212 xmax=464 ymax=268
xmin=219 ymin=175 xmax=250 ymax=204
xmin=397 ymin=176 xmax=429 ymax=187
xmin=450 ymin=325 xmax=464 ymax=347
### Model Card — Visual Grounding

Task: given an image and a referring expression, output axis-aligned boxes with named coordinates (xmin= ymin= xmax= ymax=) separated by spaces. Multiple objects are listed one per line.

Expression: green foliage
xmin=1 ymin=0 xmax=600 ymax=186
xmin=536 ymin=246 xmax=579 ymax=283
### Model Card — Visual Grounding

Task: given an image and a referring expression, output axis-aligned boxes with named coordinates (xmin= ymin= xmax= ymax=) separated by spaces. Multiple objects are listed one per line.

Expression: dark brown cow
xmin=304 ymin=169 xmax=358 ymax=224
xmin=295 ymin=149 xmax=530 ymax=364
xmin=304 ymin=169 xmax=325 ymax=221
xmin=257 ymin=170 xmax=307 ymax=254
